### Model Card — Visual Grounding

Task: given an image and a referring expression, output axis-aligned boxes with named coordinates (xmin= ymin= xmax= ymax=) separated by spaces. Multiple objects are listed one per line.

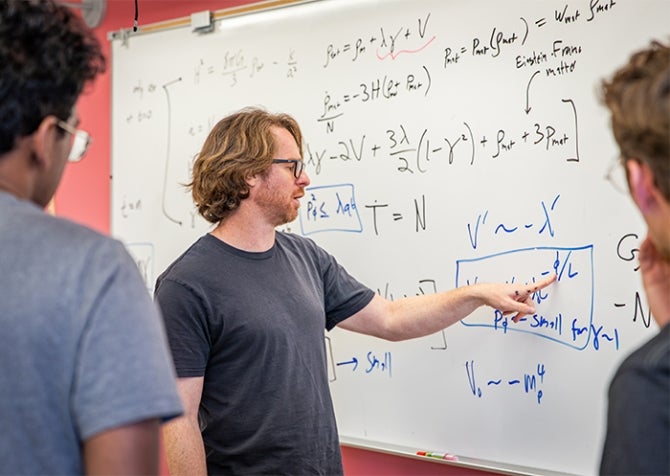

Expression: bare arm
xmin=339 ymin=274 xmax=557 ymax=341
xmin=162 ymin=377 xmax=207 ymax=476
xmin=83 ymin=419 xmax=160 ymax=475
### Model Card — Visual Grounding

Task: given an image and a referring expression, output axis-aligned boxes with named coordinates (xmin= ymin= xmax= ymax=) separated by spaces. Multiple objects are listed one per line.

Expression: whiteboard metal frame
xmin=107 ymin=1 xmax=666 ymax=474
xmin=107 ymin=0 xmax=319 ymax=41
xmin=340 ymin=436 xmax=579 ymax=476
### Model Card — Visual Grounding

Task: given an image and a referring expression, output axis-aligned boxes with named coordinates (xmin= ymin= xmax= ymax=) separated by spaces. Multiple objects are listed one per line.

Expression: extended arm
xmin=162 ymin=377 xmax=208 ymax=476
xmin=339 ymin=274 xmax=557 ymax=341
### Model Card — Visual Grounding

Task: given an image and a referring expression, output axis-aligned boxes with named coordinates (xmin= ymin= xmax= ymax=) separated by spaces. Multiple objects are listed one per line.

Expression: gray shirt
xmin=0 ymin=192 xmax=183 ymax=475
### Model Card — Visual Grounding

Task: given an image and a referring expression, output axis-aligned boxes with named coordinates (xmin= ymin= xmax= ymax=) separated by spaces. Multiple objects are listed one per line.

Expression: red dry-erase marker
xmin=416 ymin=450 xmax=459 ymax=461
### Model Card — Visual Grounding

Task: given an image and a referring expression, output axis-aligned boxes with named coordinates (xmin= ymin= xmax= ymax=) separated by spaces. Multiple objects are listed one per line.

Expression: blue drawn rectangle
xmin=456 ymin=245 xmax=594 ymax=350
xmin=299 ymin=183 xmax=363 ymax=235
xmin=125 ymin=242 xmax=155 ymax=292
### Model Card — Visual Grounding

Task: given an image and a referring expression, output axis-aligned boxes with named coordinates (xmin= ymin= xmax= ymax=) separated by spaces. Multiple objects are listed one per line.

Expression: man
xmin=599 ymin=41 xmax=670 ymax=475
xmin=155 ymin=107 xmax=556 ymax=475
xmin=0 ymin=1 xmax=183 ymax=474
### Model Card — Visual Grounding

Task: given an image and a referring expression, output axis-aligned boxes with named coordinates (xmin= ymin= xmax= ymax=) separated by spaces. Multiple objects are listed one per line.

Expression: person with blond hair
xmin=156 ymin=106 xmax=556 ymax=475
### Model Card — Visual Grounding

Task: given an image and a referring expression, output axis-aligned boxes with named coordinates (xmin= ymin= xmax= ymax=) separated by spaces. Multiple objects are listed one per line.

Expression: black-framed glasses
xmin=57 ymin=120 xmax=92 ymax=162
xmin=272 ymin=158 xmax=305 ymax=179
xmin=604 ymin=157 xmax=629 ymax=195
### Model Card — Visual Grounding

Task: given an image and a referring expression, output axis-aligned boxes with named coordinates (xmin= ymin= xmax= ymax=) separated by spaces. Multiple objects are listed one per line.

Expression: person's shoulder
xmin=6 ymin=195 xmax=120 ymax=257
xmin=156 ymin=234 xmax=214 ymax=281
xmin=44 ymin=217 xmax=142 ymax=284
xmin=642 ymin=323 xmax=670 ymax=366
xmin=2 ymin=198 xmax=141 ymax=294
xmin=276 ymin=230 xmax=331 ymax=259
xmin=620 ymin=324 xmax=670 ymax=371
xmin=276 ymin=230 xmax=319 ymax=250
xmin=45 ymin=213 xmax=108 ymax=244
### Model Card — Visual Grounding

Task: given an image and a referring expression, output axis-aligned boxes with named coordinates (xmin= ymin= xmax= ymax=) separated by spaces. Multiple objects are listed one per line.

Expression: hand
xmin=477 ymin=274 xmax=557 ymax=323
xmin=638 ymin=236 xmax=670 ymax=327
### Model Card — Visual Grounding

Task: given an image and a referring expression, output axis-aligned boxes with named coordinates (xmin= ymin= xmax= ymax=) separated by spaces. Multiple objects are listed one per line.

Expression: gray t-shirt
xmin=0 ymin=192 xmax=183 ymax=475
xmin=155 ymin=232 xmax=375 ymax=475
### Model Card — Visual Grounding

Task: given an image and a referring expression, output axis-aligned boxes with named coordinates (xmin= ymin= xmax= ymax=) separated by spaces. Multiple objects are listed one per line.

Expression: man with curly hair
xmin=0 ymin=1 xmax=182 ymax=474
xmin=599 ymin=40 xmax=670 ymax=475
xmin=155 ymin=106 xmax=556 ymax=475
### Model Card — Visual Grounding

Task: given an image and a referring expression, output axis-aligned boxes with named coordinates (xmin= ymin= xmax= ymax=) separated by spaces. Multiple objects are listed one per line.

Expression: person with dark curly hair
xmin=599 ymin=40 xmax=670 ymax=476
xmin=0 ymin=1 xmax=182 ymax=474
xmin=154 ymin=106 xmax=556 ymax=476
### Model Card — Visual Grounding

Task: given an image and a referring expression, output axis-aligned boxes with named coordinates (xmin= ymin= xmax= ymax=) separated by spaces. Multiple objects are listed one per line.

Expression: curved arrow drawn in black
xmin=161 ymin=77 xmax=183 ymax=226
xmin=525 ymin=70 xmax=540 ymax=114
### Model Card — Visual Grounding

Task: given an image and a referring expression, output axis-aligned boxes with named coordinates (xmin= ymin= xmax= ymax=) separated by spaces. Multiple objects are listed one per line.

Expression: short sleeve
xmin=308 ymin=240 xmax=375 ymax=329
xmin=72 ymin=240 xmax=183 ymax=440
xmin=154 ymin=276 xmax=212 ymax=378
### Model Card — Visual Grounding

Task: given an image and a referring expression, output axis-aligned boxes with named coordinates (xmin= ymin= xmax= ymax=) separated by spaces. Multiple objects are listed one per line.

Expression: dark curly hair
xmin=190 ymin=107 xmax=303 ymax=224
xmin=0 ymin=0 xmax=106 ymax=154
xmin=601 ymin=40 xmax=670 ymax=201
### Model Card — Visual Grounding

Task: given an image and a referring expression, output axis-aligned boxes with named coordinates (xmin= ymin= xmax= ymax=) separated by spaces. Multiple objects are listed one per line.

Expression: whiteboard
xmin=110 ymin=1 xmax=669 ymax=474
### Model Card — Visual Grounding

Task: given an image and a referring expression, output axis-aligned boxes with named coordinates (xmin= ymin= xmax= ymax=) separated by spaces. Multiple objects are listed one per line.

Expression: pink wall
xmin=59 ymin=1 xmax=496 ymax=474
xmin=341 ymin=447 xmax=496 ymax=476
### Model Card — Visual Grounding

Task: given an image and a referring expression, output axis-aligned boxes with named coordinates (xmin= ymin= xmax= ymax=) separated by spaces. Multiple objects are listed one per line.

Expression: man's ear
xmin=246 ymin=173 xmax=259 ymax=188
xmin=30 ymin=116 xmax=60 ymax=169
xmin=626 ymin=159 xmax=658 ymax=213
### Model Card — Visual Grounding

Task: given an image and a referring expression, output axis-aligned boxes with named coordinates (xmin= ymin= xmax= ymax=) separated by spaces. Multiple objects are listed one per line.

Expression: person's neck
xmin=0 ymin=178 xmax=23 ymax=199
xmin=210 ymin=211 xmax=276 ymax=252
xmin=0 ymin=149 xmax=34 ymax=203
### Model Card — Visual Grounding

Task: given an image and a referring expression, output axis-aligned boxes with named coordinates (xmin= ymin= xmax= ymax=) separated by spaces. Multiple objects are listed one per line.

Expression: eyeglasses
xmin=604 ymin=157 xmax=629 ymax=195
xmin=272 ymin=159 xmax=305 ymax=179
xmin=57 ymin=120 xmax=92 ymax=162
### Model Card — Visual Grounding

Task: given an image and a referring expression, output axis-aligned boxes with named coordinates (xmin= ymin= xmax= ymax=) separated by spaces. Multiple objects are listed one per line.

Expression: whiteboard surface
xmin=110 ymin=1 xmax=669 ymax=474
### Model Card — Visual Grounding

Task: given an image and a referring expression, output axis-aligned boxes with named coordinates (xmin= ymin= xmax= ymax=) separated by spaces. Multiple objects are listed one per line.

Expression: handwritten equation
xmin=466 ymin=360 xmax=547 ymax=404
xmin=456 ymin=245 xmax=619 ymax=352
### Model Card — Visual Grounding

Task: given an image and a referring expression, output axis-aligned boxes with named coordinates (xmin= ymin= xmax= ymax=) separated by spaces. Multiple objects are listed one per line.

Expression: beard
xmin=254 ymin=180 xmax=301 ymax=227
